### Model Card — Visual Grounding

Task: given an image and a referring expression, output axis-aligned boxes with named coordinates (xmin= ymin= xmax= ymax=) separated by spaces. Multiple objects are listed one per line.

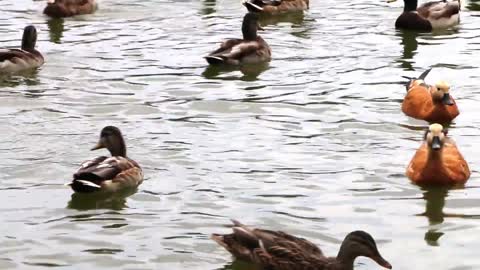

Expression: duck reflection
xmin=67 ymin=189 xmax=137 ymax=211
xmin=419 ymin=186 xmax=448 ymax=246
xmin=395 ymin=30 xmax=420 ymax=71
xmin=258 ymin=11 xmax=305 ymax=26
xmin=0 ymin=70 xmax=40 ymax=88
xmin=466 ymin=0 xmax=480 ymax=11
xmin=201 ymin=0 xmax=216 ymax=16
xmin=202 ymin=62 xmax=269 ymax=81
xmin=47 ymin=18 xmax=65 ymax=44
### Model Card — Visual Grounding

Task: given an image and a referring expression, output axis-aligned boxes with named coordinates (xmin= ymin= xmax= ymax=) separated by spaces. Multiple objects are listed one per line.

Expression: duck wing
xmin=418 ymin=0 xmax=459 ymax=19
xmin=70 ymin=156 xmax=138 ymax=192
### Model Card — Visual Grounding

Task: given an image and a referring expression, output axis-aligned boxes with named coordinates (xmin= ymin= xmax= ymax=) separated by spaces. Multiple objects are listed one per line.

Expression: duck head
xmin=242 ymin=12 xmax=263 ymax=41
xmin=336 ymin=231 xmax=392 ymax=269
xmin=91 ymin=126 xmax=127 ymax=157
xmin=21 ymin=25 xmax=38 ymax=51
xmin=431 ymin=81 xmax=454 ymax=106
xmin=425 ymin=123 xmax=446 ymax=151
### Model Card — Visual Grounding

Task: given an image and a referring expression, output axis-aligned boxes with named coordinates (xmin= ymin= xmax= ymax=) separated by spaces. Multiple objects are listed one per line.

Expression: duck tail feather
xmin=205 ymin=56 xmax=226 ymax=65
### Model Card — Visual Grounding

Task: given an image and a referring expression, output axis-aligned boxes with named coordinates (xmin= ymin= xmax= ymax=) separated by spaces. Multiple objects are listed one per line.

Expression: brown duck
xmin=66 ymin=126 xmax=143 ymax=193
xmin=242 ymin=0 xmax=309 ymax=13
xmin=212 ymin=220 xmax=392 ymax=270
xmin=44 ymin=0 xmax=97 ymax=18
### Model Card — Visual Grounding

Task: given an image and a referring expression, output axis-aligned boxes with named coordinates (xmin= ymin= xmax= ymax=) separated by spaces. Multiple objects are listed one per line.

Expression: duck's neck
xmin=21 ymin=34 xmax=35 ymax=52
xmin=242 ymin=19 xmax=258 ymax=41
xmin=336 ymin=247 xmax=356 ymax=270
xmin=108 ymin=137 xmax=127 ymax=157
xmin=403 ymin=0 xmax=418 ymax=12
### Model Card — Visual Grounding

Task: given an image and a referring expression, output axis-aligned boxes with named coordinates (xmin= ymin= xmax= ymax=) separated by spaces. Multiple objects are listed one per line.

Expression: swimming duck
xmin=242 ymin=0 xmax=309 ymax=13
xmin=406 ymin=123 xmax=470 ymax=185
xmin=0 ymin=25 xmax=44 ymax=73
xmin=402 ymin=78 xmax=459 ymax=123
xmin=44 ymin=0 xmax=97 ymax=18
xmin=205 ymin=12 xmax=271 ymax=65
xmin=67 ymin=126 xmax=144 ymax=193
xmin=212 ymin=220 xmax=392 ymax=270
xmin=391 ymin=0 xmax=460 ymax=31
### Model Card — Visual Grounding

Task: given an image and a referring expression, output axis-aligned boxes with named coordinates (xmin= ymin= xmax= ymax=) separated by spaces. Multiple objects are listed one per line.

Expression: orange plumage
xmin=402 ymin=80 xmax=459 ymax=123
xmin=406 ymin=124 xmax=470 ymax=185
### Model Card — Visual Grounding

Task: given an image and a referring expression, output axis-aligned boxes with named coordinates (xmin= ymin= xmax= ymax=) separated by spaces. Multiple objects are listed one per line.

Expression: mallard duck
xmin=242 ymin=0 xmax=309 ymax=13
xmin=212 ymin=220 xmax=392 ymax=270
xmin=44 ymin=0 xmax=97 ymax=18
xmin=406 ymin=123 xmax=470 ymax=185
xmin=0 ymin=25 xmax=44 ymax=73
xmin=402 ymin=69 xmax=459 ymax=123
xmin=67 ymin=126 xmax=144 ymax=193
xmin=390 ymin=0 xmax=460 ymax=31
xmin=205 ymin=12 xmax=271 ymax=65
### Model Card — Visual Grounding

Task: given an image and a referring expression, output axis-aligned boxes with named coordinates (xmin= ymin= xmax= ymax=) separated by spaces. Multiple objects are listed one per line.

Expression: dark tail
xmin=205 ymin=56 xmax=226 ymax=65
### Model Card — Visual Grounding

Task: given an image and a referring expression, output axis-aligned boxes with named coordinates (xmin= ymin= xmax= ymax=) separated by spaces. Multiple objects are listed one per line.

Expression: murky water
xmin=1 ymin=0 xmax=480 ymax=269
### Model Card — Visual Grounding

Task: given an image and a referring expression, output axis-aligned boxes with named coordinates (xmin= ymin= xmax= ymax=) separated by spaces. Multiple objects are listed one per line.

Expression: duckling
xmin=0 ymin=26 xmax=44 ymax=73
xmin=212 ymin=220 xmax=392 ymax=270
xmin=402 ymin=79 xmax=459 ymax=123
xmin=390 ymin=0 xmax=460 ymax=31
xmin=242 ymin=0 xmax=309 ymax=13
xmin=205 ymin=12 xmax=271 ymax=65
xmin=406 ymin=123 xmax=470 ymax=185
xmin=44 ymin=0 xmax=97 ymax=18
xmin=67 ymin=126 xmax=143 ymax=193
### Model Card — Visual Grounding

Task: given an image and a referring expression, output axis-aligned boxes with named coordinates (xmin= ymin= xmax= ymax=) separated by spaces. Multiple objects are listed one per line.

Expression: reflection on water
xmin=420 ymin=187 xmax=448 ymax=246
xmin=218 ymin=260 xmax=259 ymax=270
xmin=202 ymin=63 xmax=269 ymax=81
xmin=47 ymin=18 xmax=65 ymax=44
xmin=259 ymin=11 xmax=306 ymax=27
xmin=201 ymin=0 xmax=216 ymax=16
xmin=396 ymin=30 xmax=419 ymax=71
xmin=67 ymin=189 xmax=137 ymax=211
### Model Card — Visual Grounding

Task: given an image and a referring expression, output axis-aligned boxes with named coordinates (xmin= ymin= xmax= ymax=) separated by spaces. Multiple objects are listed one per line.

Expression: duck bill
xmin=442 ymin=93 xmax=454 ymax=106
xmin=431 ymin=136 xmax=442 ymax=150
xmin=372 ymin=255 xmax=392 ymax=269
xmin=91 ymin=140 xmax=105 ymax=151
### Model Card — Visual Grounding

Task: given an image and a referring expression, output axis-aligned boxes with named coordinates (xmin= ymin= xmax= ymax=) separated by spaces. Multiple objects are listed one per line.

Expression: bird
xmin=242 ymin=0 xmax=309 ymax=13
xmin=66 ymin=126 xmax=144 ymax=193
xmin=402 ymin=69 xmax=459 ymax=123
xmin=0 ymin=25 xmax=44 ymax=73
xmin=390 ymin=0 xmax=460 ymax=31
xmin=211 ymin=219 xmax=392 ymax=270
xmin=44 ymin=0 xmax=97 ymax=18
xmin=406 ymin=123 xmax=470 ymax=185
xmin=205 ymin=12 xmax=271 ymax=65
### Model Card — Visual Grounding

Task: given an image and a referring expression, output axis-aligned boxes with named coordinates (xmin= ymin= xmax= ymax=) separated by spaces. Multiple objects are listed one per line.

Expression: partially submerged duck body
xmin=393 ymin=0 xmax=460 ymax=31
xmin=205 ymin=12 xmax=271 ymax=65
xmin=212 ymin=220 xmax=392 ymax=270
xmin=242 ymin=0 xmax=309 ymax=13
xmin=0 ymin=26 xmax=44 ymax=73
xmin=67 ymin=126 xmax=143 ymax=193
xmin=44 ymin=0 xmax=97 ymax=18
xmin=406 ymin=124 xmax=470 ymax=185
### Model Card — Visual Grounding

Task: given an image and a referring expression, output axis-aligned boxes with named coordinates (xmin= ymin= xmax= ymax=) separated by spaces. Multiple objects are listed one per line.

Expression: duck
xmin=205 ymin=12 xmax=271 ymax=65
xmin=44 ymin=0 xmax=97 ymax=18
xmin=390 ymin=0 xmax=460 ymax=31
xmin=0 ymin=25 xmax=44 ymax=73
xmin=402 ymin=73 xmax=459 ymax=123
xmin=211 ymin=219 xmax=392 ymax=270
xmin=242 ymin=0 xmax=309 ymax=13
xmin=67 ymin=126 xmax=144 ymax=193
xmin=406 ymin=123 xmax=470 ymax=185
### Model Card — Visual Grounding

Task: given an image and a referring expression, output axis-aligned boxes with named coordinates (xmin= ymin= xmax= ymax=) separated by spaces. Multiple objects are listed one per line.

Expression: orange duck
xmin=402 ymin=69 xmax=459 ymax=123
xmin=406 ymin=123 xmax=470 ymax=185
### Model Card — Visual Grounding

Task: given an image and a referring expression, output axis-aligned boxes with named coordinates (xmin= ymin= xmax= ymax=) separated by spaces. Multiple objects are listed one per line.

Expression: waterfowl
xmin=44 ymin=0 xmax=97 ymax=18
xmin=391 ymin=0 xmax=460 ymax=31
xmin=406 ymin=123 xmax=470 ymax=185
xmin=205 ymin=12 xmax=271 ymax=65
xmin=212 ymin=219 xmax=392 ymax=270
xmin=67 ymin=126 xmax=143 ymax=193
xmin=242 ymin=0 xmax=309 ymax=13
xmin=0 ymin=26 xmax=44 ymax=73
xmin=402 ymin=77 xmax=459 ymax=123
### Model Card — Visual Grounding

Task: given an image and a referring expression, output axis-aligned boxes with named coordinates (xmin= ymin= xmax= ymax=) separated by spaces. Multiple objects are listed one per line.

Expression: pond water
xmin=1 ymin=0 xmax=480 ymax=269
